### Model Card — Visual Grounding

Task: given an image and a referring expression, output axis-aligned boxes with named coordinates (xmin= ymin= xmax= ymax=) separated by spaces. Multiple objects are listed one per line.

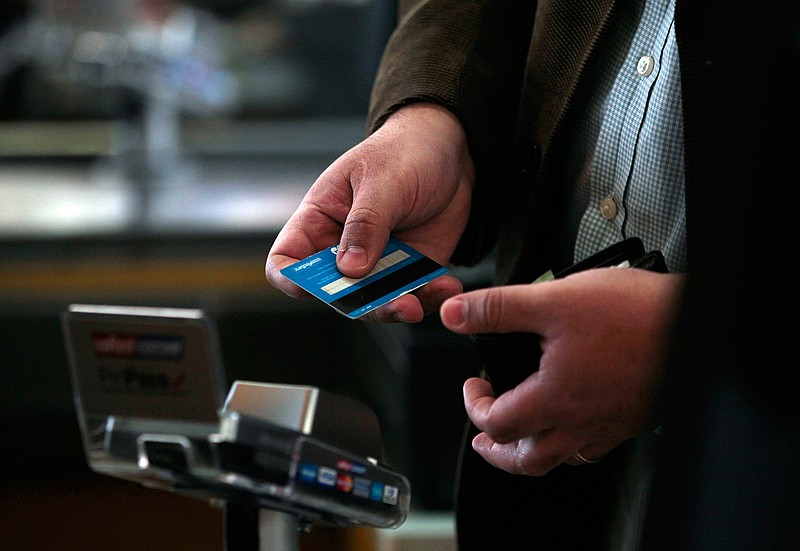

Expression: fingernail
xmin=392 ymin=311 xmax=410 ymax=323
xmin=472 ymin=434 xmax=487 ymax=454
xmin=339 ymin=245 xmax=368 ymax=270
xmin=443 ymin=297 xmax=466 ymax=327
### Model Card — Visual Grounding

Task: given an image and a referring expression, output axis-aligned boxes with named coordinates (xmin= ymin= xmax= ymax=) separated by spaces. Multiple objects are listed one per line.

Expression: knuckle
xmin=508 ymin=438 xmax=563 ymax=477
xmin=518 ymin=455 xmax=558 ymax=478
xmin=345 ymin=205 xmax=382 ymax=227
xmin=511 ymin=442 xmax=544 ymax=477
xmin=341 ymin=207 xmax=384 ymax=244
xmin=473 ymin=288 xmax=506 ymax=332
xmin=479 ymin=414 xmax=517 ymax=445
xmin=480 ymin=417 xmax=505 ymax=440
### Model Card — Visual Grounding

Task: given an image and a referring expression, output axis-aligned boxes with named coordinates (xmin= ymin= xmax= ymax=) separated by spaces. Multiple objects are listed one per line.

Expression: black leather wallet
xmin=473 ymin=237 xmax=667 ymax=396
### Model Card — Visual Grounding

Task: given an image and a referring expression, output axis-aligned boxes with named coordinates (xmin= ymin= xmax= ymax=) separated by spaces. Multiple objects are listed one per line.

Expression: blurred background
xmin=0 ymin=1 xmax=489 ymax=549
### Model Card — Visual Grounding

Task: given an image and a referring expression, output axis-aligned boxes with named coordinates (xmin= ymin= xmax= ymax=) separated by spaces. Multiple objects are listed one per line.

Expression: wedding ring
xmin=570 ymin=450 xmax=599 ymax=465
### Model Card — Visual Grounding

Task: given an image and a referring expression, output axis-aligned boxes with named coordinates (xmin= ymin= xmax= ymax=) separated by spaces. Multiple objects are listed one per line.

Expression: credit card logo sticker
xmin=298 ymin=463 xmax=318 ymax=483
xmin=336 ymin=459 xmax=367 ymax=476
xmin=336 ymin=473 xmax=354 ymax=493
xmin=317 ymin=467 xmax=337 ymax=487
xmin=383 ymin=485 xmax=399 ymax=505
xmin=92 ymin=333 xmax=185 ymax=360
xmin=353 ymin=477 xmax=371 ymax=498
xmin=370 ymin=482 xmax=384 ymax=502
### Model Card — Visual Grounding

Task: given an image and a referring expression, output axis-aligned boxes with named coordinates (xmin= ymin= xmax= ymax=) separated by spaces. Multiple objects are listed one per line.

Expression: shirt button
xmin=599 ymin=196 xmax=618 ymax=220
xmin=637 ymin=55 xmax=655 ymax=77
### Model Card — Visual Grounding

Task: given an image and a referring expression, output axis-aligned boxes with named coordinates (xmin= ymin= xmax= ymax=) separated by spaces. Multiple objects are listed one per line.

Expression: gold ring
xmin=570 ymin=451 xmax=598 ymax=465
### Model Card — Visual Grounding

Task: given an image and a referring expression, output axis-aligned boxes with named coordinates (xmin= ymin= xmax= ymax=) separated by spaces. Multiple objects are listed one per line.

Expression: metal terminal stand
xmin=224 ymin=503 xmax=300 ymax=551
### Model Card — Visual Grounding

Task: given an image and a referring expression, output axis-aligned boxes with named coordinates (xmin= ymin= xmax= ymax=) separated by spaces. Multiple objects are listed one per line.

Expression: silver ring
xmin=570 ymin=450 xmax=599 ymax=465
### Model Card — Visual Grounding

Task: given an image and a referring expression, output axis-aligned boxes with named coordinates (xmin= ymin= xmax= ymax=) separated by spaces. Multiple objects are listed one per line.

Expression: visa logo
xmin=317 ymin=466 xmax=337 ymax=487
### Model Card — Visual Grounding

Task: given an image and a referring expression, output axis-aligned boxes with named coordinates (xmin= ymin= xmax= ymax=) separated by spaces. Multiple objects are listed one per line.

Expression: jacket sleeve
xmin=367 ymin=0 xmax=537 ymax=266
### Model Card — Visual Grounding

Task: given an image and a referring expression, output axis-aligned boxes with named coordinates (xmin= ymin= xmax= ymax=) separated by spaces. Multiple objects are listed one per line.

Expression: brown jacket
xmin=369 ymin=0 xmax=639 ymax=283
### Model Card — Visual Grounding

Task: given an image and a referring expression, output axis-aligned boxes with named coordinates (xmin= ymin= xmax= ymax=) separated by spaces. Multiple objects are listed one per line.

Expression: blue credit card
xmin=281 ymin=237 xmax=448 ymax=319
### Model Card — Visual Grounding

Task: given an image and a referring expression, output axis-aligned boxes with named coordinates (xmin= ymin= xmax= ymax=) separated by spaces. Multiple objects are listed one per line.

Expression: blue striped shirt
xmin=568 ymin=0 xmax=687 ymax=273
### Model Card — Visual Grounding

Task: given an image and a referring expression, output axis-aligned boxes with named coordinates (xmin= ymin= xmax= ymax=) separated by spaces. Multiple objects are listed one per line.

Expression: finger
xmin=463 ymin=377 xmax=553 ymax=442
xmin=358 ymin=293 xmax=425 ymax=323
xmin=470 ymin=399 xmax=613 ymax=472
xmin=462 ymin=377 xmax=498 ymax=429
xmin=470 ymin=432 xmax=569 ymax=477
xmin=562 ymin=449 xmax=603 ymax=467
xmin=356 ymin=275 xmax=462 ymax=323
xmin=265 ymin=205 xmax=347 ymax=296
xmin=265 ymin=252 xmax=310 ymax=299
xmin=440 ymin=283 xmax=557 ymax=335
xmin=337 ymin=186 xmax=395 ymax=279
xmin=470 ymin=432 xmax=536 ymax=474
xmin=415 ymin=275 xmax=463 ymax=316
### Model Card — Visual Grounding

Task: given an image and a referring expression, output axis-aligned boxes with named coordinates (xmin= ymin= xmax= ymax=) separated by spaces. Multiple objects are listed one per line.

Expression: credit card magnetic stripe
xmin=329 ymin=255 xmax=444 ymax=316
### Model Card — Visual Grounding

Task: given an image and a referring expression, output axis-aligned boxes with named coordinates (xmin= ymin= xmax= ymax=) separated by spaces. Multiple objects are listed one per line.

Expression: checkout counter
xmin=0 ymin=2 xmax=486 ymax=548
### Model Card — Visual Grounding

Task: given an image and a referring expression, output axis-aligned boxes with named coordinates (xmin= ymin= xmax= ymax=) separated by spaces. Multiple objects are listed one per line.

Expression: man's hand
xmin=266 ymin=103 xmax=474 ymax=322
xmin=440 ymin=268 xmax=684 ymax=475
